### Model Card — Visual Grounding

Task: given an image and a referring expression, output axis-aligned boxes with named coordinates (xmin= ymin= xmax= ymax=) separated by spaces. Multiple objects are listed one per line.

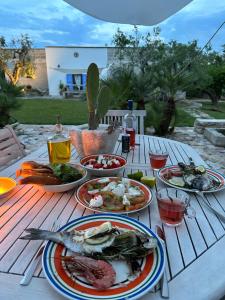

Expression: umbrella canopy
xmin=64 ymin=0 xmax=193 ymax=25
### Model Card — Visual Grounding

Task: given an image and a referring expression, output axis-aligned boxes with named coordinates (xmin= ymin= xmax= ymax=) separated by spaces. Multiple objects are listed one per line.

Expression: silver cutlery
xmin=156 ymin=225 xmax=169 ymax=298
xmin=20 ymin=219 xmax=60 ymax=286
xmin=194 ymin=190 xmax=225 ymax=223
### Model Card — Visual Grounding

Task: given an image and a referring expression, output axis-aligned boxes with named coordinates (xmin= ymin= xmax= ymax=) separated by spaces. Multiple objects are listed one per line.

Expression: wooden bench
xmin=101 ymin=110 xmax=146 ymax=134
xmin=0 ymin=125 xmax=25 ymax=167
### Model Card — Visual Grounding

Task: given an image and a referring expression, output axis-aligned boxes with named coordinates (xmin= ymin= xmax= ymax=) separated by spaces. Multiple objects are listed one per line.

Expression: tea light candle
xmin=0 ymin=177 xmax=17 ymax=197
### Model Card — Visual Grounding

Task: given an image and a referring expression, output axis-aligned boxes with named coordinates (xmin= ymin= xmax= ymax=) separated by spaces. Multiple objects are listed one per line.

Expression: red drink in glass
xmin=126 ymin=128 xmax=135 ymax=149
xmin=149 ymin=152 xmax=168 ymax=170
xmin=157 ymin=198 xmax=185 ymax=226
xmin=156 ymin=188 xmax=195 ymax=227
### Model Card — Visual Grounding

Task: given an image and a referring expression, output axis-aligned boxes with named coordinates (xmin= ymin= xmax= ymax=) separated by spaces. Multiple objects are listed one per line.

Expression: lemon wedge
xmin=168 ymin=177 xmax=185 ymax=187
xmin=140 ymin=176 xmax=156 ymax=187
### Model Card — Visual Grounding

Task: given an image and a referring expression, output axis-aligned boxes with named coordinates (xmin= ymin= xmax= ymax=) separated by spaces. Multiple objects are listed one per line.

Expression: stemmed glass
xmin=149 ymin=150 xmax=169 ymax=173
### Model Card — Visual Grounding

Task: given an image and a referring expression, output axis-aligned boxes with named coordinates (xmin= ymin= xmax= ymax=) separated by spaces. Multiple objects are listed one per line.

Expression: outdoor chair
xmin=100 ymin=110 xmax=146 ymax=134
xmin=0 ymin=125 xmax=26 ymax=167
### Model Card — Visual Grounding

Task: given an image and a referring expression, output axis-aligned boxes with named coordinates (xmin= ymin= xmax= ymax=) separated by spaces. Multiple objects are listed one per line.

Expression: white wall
xmin=45 ymin=47 xmax=108 ymax=96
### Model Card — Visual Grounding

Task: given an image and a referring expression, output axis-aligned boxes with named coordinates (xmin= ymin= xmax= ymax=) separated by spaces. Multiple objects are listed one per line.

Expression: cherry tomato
xmin=93 ymin=163 xmax=103 ymax=169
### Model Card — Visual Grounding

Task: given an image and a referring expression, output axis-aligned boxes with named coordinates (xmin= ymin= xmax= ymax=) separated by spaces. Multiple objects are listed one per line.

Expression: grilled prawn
xmin=62 ymin=254 xmax=116 ymax=290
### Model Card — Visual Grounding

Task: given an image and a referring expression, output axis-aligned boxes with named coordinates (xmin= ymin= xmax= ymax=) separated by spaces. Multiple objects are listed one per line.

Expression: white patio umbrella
xmin=64 ymin=0 xmax=193 ymax=25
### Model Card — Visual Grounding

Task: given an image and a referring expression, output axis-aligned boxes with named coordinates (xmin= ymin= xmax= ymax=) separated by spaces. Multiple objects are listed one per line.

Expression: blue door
xmin=66 ymin=74 xmax=73 ymax=91
xmin=81 ymin=74 xmax=87 ymax=91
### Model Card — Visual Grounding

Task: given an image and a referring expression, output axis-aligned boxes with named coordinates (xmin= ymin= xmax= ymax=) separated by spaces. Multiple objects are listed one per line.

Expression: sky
xmin=0 ymin=0 xmax=224 ymax=51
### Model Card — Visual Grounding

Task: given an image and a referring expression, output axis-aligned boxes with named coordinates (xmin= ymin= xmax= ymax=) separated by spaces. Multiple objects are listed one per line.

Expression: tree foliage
xmin=0 ymin=34 xmax=35 ymax=85
xmin=0 ymin=68 xmax=23 ymax=127
xmin=110 ymin=26 xmax=225 ymax=135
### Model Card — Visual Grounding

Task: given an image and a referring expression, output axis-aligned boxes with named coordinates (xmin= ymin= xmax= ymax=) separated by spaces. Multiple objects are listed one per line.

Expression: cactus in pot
xmin=86 ymin=63 xmax=112 ymax=130
xmin=69 ymin=63 xmax=120 ymax=157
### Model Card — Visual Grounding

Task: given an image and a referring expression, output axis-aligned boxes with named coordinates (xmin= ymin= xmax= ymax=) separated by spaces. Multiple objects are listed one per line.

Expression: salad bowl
xmin=40 ymin=164 xmax=88 ymax=192
xmin=80 ymin=154 xmax=127 ymax=177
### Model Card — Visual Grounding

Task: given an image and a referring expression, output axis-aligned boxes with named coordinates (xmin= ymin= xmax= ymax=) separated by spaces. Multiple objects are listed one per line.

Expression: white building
xmin=45 ymin=46 xmax=115 ymax=96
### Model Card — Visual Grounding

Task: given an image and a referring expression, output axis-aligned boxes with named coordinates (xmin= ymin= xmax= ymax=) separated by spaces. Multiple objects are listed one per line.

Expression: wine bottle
xmin=123 ymin=100 xmax=136 ymax=149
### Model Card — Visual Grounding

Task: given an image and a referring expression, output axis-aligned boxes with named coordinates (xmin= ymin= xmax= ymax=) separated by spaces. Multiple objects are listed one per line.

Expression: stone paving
xmin=13 ymin=123 xmax=225 ymax=176
xmin=168 ymin=127 xmax=225 ymax=175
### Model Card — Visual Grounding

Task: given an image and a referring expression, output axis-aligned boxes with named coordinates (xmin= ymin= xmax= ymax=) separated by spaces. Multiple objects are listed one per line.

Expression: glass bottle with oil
xmin=47 ymin=115 xmax=71 ymax=164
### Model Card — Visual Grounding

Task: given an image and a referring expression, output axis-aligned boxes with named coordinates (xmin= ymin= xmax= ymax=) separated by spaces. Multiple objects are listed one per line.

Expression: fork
xmin=20 ymin=219 xmax=61 ymax=286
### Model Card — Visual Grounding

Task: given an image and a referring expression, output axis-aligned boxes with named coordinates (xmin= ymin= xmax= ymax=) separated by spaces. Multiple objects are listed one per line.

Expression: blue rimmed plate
xmin=158 ymin=165 xmax=225 ymax=193
xmin=42 ymin=213 xmax=164 ymax=300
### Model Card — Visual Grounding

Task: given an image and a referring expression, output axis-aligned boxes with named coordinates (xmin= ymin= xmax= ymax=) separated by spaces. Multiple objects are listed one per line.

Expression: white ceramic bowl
xmin=80 ymin=154 xmax=127 ymax=177
xmin=0 ymin=177 xmax=17 ymax=199
xmin=39 ymin=164 xmax=88 ymax=193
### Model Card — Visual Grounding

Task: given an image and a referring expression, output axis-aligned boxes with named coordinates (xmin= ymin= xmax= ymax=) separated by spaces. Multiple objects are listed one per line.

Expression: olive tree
xmin=0 ymin=34 xmax=35 ymax=85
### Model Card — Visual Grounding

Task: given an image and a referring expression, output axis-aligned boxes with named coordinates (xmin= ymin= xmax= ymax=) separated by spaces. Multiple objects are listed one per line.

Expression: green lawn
xmin=11 ymin=98 xmax=196 ymax=127
xmin=12 ymin=99 xmax=88 ymax=125
xmin=175 ymin=106 xmax=196 ymax=126
xmin=201 ymin=102 xmax=225 ymax=119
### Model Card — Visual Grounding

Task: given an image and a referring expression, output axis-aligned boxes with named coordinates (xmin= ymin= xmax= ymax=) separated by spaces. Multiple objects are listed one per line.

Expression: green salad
xmin=51 ymin=163 xmax=83 ymax=183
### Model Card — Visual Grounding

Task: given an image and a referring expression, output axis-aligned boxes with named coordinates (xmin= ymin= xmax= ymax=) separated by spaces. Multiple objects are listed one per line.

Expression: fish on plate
xmin=21 ymin=221 xmax=157 ymax=273
xmin=162 ymin=161 xmax=221 ymax=191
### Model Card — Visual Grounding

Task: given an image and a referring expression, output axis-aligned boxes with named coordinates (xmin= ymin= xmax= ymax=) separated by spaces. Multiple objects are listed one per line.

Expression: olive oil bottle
xmin=47 ymin=115 xmax=71 ymax=164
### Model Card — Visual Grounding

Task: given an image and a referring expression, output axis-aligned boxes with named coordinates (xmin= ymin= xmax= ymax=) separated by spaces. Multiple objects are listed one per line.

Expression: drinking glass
xmin=125 ymin=128 xmax=135 ymax=149
xmin=149 ymin=151 xmax=168 ymax=171
xmin=156 ymin=188 xmax=196 ymax=227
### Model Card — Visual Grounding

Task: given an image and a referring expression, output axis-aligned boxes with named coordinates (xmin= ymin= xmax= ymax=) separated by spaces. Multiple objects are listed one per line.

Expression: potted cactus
xmin=70 ymin=63 xmax=120 ymax=157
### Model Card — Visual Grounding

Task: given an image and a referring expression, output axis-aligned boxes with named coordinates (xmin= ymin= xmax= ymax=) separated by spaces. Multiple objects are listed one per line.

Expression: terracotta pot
xmin=69 ymin=124 xmax=120 ymax=158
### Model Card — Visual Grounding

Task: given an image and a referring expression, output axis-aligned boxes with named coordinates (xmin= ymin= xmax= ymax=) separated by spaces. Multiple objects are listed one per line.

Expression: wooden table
xmin=1 ymin=135 xmax=225 ymax=300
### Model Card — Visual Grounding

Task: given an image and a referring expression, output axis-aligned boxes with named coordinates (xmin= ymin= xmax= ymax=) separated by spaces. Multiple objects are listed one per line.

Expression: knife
xmin=156 ymin=225 xmax=169 ymax=298
xmin=20 ymin=243 xmax=45 ymax=286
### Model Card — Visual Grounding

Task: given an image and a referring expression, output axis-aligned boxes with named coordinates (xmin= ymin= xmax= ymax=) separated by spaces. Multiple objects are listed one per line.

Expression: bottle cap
xmin=128 ymin=100 xmax=133 ymax=110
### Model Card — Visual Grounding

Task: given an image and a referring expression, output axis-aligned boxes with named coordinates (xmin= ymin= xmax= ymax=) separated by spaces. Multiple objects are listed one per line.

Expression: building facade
xmin=45 ymin=46 xmax=116 ymax=96
xmin=18 ymin=46 xmax=116 ymax=96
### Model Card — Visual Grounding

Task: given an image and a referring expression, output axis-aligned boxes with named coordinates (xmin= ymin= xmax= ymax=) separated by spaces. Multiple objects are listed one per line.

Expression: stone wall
xmin=18 ymin=48 xmax=48 ymax=92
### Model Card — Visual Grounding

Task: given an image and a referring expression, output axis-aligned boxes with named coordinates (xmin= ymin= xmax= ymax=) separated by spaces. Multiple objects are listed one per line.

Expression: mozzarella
xmin=97 ymin=155 xmax=104 ymax=163
xmin=128 ymin=187 xmax=142 ymax=196
xmin=89 ymin=195 xmax=103 ymax=208
xmin=102 ymin=159 xmax=107 ymax=165
xmin=87 ymin=164 xmax=94 ymax=169
xmin=122 ymin=178 xmax=130 ymax=188
xmin=122 ymin=194 xmax=130 ymax=206
xmin=102 ymin=181 xmax=117 ymax=191
xmin=111 ymin=183 xmax=125 ymax=197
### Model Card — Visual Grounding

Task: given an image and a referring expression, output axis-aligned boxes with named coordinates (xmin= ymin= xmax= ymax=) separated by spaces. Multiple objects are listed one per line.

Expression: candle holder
xmin=0 ymin=177 xmax=17 ymax=198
